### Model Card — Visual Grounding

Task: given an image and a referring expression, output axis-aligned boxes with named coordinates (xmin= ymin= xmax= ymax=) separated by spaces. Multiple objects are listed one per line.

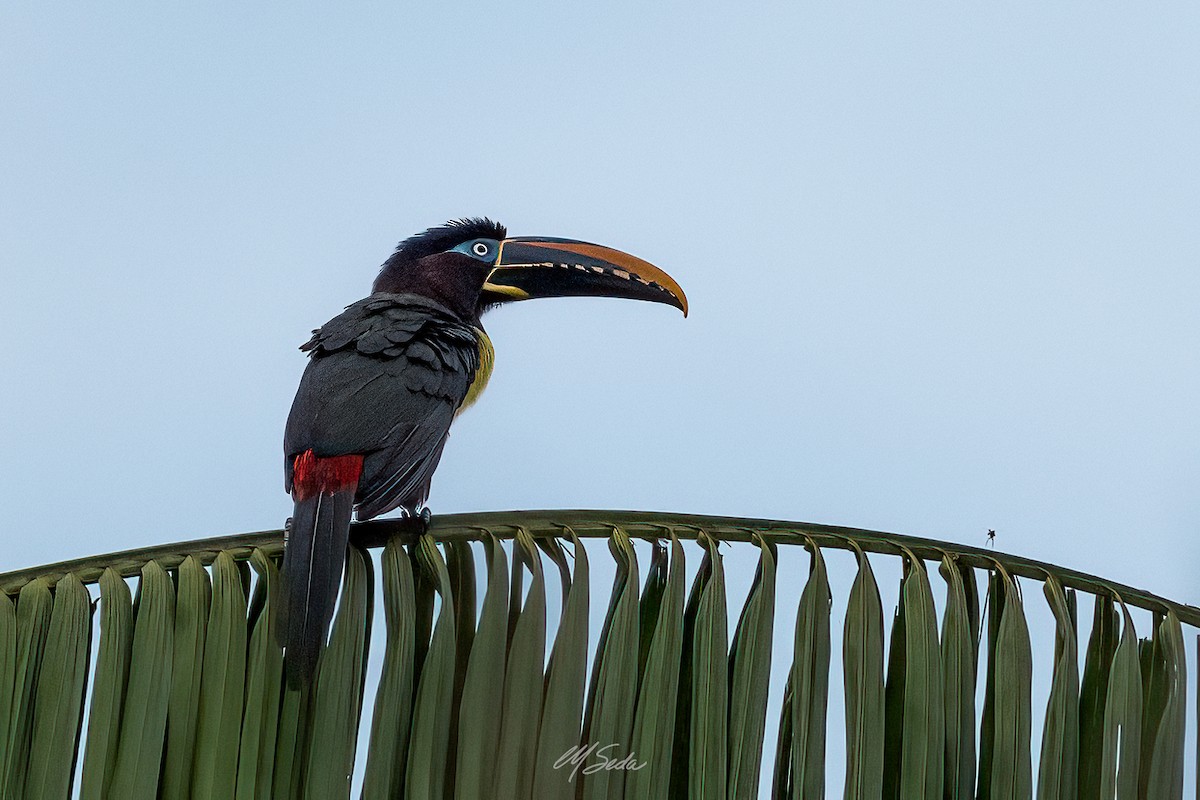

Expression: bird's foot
xmin=396 ymin=506 xmax=432 ymax=534
xmin=284 ymin=516 xmax=293 ymax=545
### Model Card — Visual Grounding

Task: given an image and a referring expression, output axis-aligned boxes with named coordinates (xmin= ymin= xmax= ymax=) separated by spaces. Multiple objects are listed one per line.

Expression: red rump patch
xmin=292 ymin=449 xmax=363 ymax=501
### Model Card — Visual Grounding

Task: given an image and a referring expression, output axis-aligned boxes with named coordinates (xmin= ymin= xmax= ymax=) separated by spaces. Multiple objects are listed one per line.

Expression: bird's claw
xmin=399 ymin=506 xmax=432 ymax=533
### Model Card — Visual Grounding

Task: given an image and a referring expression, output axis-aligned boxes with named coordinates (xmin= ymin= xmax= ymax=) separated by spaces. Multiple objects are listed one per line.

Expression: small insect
xmin=986 ymin=529 xmax=996 ymax=547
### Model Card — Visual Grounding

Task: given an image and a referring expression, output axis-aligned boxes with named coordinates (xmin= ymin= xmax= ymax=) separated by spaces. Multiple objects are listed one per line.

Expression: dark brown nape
xmin=373 ymin=250 xmax=489 ymax=323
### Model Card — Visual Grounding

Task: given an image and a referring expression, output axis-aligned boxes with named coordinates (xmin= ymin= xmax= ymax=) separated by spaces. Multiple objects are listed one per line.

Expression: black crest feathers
xmin=387 ymin=218 xmax=507 ymax=264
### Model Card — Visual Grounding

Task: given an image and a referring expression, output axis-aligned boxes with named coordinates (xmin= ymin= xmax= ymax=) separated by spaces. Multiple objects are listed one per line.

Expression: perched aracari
xmin=281 ymin=218 xmax=687 ymax=684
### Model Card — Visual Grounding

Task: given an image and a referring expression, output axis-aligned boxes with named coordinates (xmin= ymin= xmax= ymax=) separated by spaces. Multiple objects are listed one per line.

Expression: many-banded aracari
xmin=281 ymin=218 xmax=687 ymax=684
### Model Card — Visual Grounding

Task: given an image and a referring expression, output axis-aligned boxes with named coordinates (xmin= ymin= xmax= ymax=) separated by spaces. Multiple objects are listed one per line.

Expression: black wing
xmin=284 ymin=293 xmax=480 ymax=518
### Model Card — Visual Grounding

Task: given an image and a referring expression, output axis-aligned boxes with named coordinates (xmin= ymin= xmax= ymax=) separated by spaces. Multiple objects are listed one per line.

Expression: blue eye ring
xmin=452 ymin=239 xmax=497 ymax=261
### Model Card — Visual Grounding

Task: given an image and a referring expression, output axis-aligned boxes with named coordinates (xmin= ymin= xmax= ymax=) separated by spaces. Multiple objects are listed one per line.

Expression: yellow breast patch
xmin=457 ymin=327 xmax=494 ymax=416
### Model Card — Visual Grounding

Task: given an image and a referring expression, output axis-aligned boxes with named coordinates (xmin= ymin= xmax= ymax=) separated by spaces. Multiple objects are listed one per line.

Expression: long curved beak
xmin=482 ymin=237 xmax=688 ymax=316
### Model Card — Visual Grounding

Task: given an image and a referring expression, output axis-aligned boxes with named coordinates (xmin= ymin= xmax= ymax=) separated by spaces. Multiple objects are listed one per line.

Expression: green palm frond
xmin=0 ymin=510 xmax=1196 ymax=800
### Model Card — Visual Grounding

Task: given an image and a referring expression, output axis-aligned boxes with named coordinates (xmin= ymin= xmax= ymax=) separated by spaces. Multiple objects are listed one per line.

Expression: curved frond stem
xmin=4 ymin=511 xmax=1195 ymax=627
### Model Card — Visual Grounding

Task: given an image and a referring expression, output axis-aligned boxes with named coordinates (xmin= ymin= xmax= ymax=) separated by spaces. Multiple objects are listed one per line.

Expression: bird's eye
xmin=472 ymin=242 xmax=490 ymax=257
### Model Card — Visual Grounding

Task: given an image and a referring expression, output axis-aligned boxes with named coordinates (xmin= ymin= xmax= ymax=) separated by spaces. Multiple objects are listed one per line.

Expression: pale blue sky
xmin=3 ymin=2 xmax=1198 ymax=794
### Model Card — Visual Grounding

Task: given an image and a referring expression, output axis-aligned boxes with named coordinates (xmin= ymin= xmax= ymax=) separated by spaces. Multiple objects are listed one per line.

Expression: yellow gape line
xmin=480 ymin=281 xmax=529 ymax=299
xmin=457 ymin=327 xmax=495 ymax=416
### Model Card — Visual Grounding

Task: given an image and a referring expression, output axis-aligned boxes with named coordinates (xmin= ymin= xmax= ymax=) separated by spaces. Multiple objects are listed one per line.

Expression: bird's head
xmin=372 ymin=217 xmax=688 ymax=322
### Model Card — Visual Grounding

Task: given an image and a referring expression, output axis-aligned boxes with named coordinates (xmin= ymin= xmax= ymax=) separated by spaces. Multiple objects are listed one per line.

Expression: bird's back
xmin=284 ymin=292 xmax=481 ymax=516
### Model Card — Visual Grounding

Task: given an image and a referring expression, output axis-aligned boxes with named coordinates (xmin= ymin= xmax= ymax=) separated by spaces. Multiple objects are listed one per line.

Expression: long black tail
xmin=280 ymin=484 xmax=356 ymax=686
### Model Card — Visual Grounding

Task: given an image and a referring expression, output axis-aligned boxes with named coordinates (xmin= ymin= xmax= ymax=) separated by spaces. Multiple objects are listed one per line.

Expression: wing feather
xmin=284 ymin=293 xmax=480 ymax=515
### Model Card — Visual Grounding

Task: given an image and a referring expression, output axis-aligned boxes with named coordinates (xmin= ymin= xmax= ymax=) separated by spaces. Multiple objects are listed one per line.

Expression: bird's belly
xmin=456 ymin=327 xmax=494 ymax=416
